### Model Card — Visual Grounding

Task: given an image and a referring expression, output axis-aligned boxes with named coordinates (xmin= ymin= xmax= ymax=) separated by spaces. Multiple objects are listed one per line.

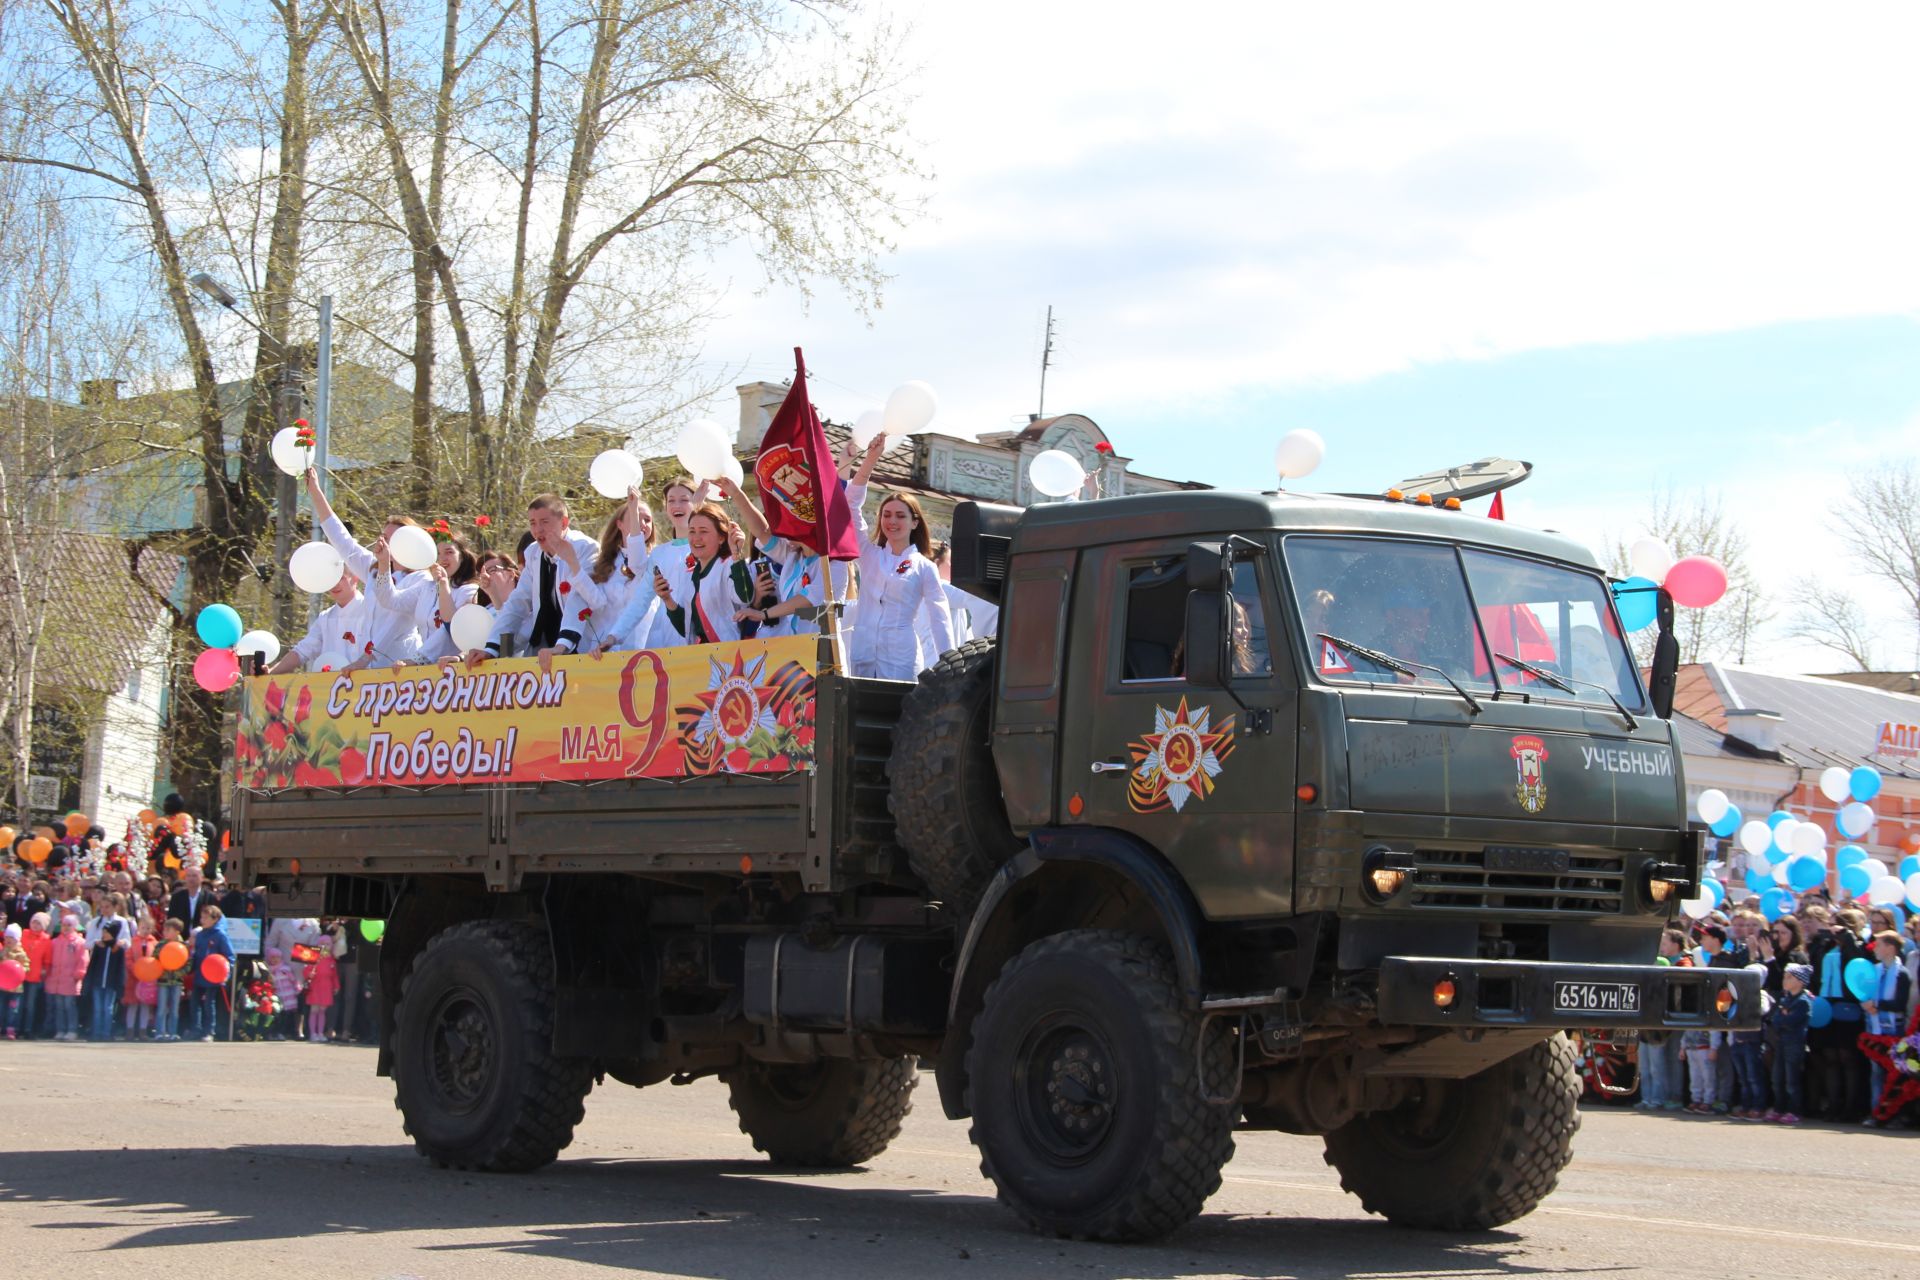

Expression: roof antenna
xmin=1036 ymin=305 xmax=1056 ymax=419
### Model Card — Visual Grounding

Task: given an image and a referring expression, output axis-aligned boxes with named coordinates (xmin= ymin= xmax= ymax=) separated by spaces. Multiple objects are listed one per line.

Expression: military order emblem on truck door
xmin=1510 ymin=734 xmax=1550 ymax=814
xmin=1127 ymin=698 xmax=1236 ymax=814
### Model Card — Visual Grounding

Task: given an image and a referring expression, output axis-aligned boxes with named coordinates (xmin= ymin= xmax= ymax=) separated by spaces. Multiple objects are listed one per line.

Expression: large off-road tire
xmin=1322 ymin=1032 xmax=1581 ymax=1230
xmin=966 ymin=930 xmax=1237 ymax=1242
xmin=392 ymin=920 xmax=594 ymax=1172
xmin=725 ymin=1057 xmax=917 ymax=1167
xmin=889 ymin=638 xmax=1022 ymax=912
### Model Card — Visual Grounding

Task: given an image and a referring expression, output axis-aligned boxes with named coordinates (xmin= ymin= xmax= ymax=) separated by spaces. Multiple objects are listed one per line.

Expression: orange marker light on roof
xmin=1414 ymin=492 xmax=1434 ymax=506
xmin=1443 ymin=497 xmax=1462 ymax=511
xmin=1385 ymin=488 xmax=1405 ymax=502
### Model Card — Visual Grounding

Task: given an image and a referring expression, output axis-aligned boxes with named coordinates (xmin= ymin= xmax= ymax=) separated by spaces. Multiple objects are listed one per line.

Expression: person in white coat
xmin=652 ymin=502 xmax=753 ymax=645
xmin=604 ymin=476 xmax=708 ymax=651
xmin=845 ymin=451 xmax=953 ymax=680
xmin=466 ymin=494 xmax=606 ymax=663
xmin=918 ymin=542 xmax=999 ymax=652
xmin=579 ymin=489 xmax=654 ymax=650
xmin=370 ymin=535 xmax=480 ymax=663
xmin=268 ymin=567 xmax=370 ymax=673
xmin=304 ymin=469 xmax=424 ymax=666
xmin=713 ymin=473 xmax=851 ymax=637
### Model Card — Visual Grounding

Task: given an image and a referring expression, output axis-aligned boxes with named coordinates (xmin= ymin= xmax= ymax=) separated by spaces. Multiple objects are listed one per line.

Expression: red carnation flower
xmin=432 ymin=518 xmax=450 ymax=533
xmin=559 ymin=581 xmax=571 ymax=596
xmin=894 ymin=560 xmax=911 ymax=576
xmin=294 ymin=419 xmax=310 ymax=428
xmin=432 ymin=612 xmax=444 ymax=627
xmin=342 ymin=631 xmax=355 ymax=645
xmin=1094 ymin=441 xmax=1114 ymax=455
xmin=800 ymin=573 xmax=811 ymax=588
xmin=474 ymin=514 xmax=491 ymax=527
xmin=578 ymin=607 xmax=592 ymax=620
xmin=363 ymin=640 xmax=374 ymax=655
xmin=686 ymin=554 xmax=698 ymax=571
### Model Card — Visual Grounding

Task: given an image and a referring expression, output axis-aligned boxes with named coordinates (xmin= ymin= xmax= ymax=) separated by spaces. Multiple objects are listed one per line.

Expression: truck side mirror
xmin=1185 ymin=542 xmax=1226 ymax=590
xmin=1649 ymin=587 xmax=1679 ymax=719
xmin=1184 ymin=589 xmax=1225 ymax=687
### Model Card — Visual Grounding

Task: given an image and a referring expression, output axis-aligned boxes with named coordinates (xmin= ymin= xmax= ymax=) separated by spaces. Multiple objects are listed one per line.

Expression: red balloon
xmin=0 ymin=959 xmax=22 ymax=993
xmin=193 ymin=647 xmax=241 ymax=693
xmin=1664 ymin=555 xmax=1728 ymax=609
xmin=199 ymin=953 xmax=231 ymax=985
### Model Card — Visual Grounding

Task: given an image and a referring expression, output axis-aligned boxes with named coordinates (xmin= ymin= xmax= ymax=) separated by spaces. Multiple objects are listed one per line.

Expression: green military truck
xmin=231 ymin=483 xmax=1759 ymax=1243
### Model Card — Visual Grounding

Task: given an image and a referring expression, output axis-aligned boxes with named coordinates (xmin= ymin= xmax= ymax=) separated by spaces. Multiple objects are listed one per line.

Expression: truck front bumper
xmin=1376 ymin=956 xmax=1763 ymax=1031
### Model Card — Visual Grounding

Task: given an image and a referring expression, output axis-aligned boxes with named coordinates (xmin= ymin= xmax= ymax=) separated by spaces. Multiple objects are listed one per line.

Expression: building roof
xmin=1814 ymin=671 xmax=1920 ymax=696
xmin=11 ymin=533 xmax=181 ymax=697
xmin=1677 ymin=662 xmax=1920 ymax=781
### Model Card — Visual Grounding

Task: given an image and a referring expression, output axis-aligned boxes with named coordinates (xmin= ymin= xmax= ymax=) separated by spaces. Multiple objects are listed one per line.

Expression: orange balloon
xmin=131 ymin=955 xmax=162 ymax=983
xmin=32 ymin=826 xmax=54 ymax=842
xmin=167 ymin=813 xmax=191 ymax=836
xmin=64 ymin=812 xmax=89 ymax=838
xmin=158 ymin=941 xmax=189 ymax=972
xmin=0 ymin=825 xmax=15 ymax=848
xmin=20 ymin=838 xmax=49 ymax=865
xmin=137 ymin=808 xmax=158 ymax=827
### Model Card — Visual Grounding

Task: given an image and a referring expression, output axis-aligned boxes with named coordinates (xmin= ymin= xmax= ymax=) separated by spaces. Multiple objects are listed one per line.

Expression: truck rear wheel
xmin=966 ymin=929 xmax=1236 ymax=1242
xmin=392 ymin=920 xmax=594 ymax=1172
xmin=726 ymin=1057 xmax=917 ymax=1166
xmin=889 ymin=638 xmax=1021 ymax=913
xmin=1321 ymin=1032 xmax=1580 ymax=1230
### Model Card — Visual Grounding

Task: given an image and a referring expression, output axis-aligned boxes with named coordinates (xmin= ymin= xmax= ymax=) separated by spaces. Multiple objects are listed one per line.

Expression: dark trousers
xmin=1770 ymin=1037 xmax=1806 ymax=1114
xmin=1731 ymin=1041 xmax=1768 ymax=1111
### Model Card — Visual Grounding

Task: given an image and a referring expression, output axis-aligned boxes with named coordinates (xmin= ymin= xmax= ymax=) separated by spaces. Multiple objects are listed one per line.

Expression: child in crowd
xmin=153 ymin=918 xmax=187 ymax=1041
xmin=267 ymin=947 xmax=304 ymax=1040
xmin=1861 ymin=929 xmax=1913 ymax=1128
xmin=1636 ymin=930 xmax=1691 ymax=1112
xmin=1764 ymin=963 xmax=1814 ymax=1124
xmin=305 ymin=938 xmax=340 ymax=1042
xmin=17 ymin=913 xmax=49 ymax=1039
xmin=45 ymin=914 xmax=87 ymax=1040
xmin=187 ymin=904 xmax=234 ymax=1042
xmin=123 ymin=917 xmax=158 ymax=1041
xmin=1681 ymin=1019 xmax=1726 ymax=1113
xmin=1 ymin=925 xmax=27 ymax=1038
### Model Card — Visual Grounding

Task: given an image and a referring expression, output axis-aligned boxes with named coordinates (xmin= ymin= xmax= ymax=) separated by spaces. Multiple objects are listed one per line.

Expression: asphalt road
xmin=1 ymin=1042 xmax=1912 ymax=1278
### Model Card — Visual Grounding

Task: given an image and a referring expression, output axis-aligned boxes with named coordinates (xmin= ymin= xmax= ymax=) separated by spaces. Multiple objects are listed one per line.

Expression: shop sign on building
xmin=1876 ymin=720 xmax=1920 ymax=761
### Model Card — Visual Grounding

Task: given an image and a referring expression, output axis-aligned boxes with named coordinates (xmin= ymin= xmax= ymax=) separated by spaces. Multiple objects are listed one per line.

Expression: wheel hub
xmin=427 ymin=993 xmax=495 ymax=1112
xmin=1018 ymin=1020 xmax=1117 ymax=1161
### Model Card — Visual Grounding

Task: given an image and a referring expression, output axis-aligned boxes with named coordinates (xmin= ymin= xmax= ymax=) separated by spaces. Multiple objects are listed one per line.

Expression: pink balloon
xmin=1664 ymin=555 xmax=1728 ymax=609
xmin=0 ymin=958 xmax=22 ymax=993
xmin=193 ymin=646 xmax=241 ymax=693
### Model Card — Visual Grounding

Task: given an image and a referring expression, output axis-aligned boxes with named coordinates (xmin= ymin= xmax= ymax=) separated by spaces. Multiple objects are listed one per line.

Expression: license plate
xmin=1554 ymin=981 xmax=1639 ymax=1014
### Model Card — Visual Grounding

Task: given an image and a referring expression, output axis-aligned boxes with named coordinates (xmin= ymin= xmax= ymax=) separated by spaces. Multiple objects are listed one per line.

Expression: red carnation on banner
xmin=475 ymin=514 xmax=491 ymax=528
xmin=753 ymin=347 xmax=860 ymax=562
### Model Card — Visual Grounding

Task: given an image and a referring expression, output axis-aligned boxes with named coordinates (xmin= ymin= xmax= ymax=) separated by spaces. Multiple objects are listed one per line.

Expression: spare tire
xmin=889 ymin=638 xmax=1022 ymax=912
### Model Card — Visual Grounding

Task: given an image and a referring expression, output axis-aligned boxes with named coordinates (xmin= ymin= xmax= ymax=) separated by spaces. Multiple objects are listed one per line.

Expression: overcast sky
xmin=692 ymin=1 xmax=1920 ymax=670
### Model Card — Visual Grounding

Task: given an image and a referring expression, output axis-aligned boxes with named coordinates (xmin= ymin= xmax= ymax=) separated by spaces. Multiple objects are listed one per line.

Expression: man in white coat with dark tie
xmin=467 ymin=494 xmax=607 ymax=664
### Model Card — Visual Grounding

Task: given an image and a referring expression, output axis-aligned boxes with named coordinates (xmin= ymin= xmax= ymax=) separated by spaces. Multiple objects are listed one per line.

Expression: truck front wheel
xmin=392 ymin=920 xmax=595 ymax=1172
xmin=1321 ymin=1032 xmax=1580 ymax=1230
xmin=725 ymin=1057 xmax=917 ymax=1166
xmin=966 ymin=930 xmax=1237 ymax=1242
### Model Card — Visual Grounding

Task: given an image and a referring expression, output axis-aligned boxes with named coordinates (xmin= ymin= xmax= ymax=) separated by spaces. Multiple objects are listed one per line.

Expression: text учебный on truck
xmin=231 ymin=484 xmax=1761 ymax=1243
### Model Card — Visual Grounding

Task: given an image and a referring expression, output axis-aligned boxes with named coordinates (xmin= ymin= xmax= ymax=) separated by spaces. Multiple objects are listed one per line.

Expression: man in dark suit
xmin=167 ymin=865 xmax=217 ymax=930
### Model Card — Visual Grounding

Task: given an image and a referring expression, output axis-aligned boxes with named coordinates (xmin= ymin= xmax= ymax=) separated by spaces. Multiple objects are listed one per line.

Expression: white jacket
xmin=290 ymin=592 xmax=375 ymax=670
xmin=846 ymin=485 xmax=953 ymax=680
xmin=370 ymin=573 xmax=480 ymax=662
xmin=320 ymin=515 xmax=425 ymax=666
xmin=485 ymin=528 xmax=606 ymax=655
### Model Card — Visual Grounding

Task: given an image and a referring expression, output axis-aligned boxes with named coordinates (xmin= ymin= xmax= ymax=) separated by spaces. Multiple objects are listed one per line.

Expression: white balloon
xmin=1737 ymin=819 xmax=1773 ymax=856
xmin=851 ymin=409 xmax=886 ymax=450
xmin=883 ymin=381 xmax=937 ymax=435
xmin=388 ymin=525 xmax=436 ymax=572
xmin=312 ymin=649 xmax=350 ymax=673
xmin=1770 ymin=818 xmax=1799 ymax=853
xmin=1772 ymin=861 xmax=1794 ymax=885
xmin=1696 ymin=788 xmax=1730 ymax=825
xmin=589 ymin=449 xmax=643 ymax=500
xmin=1790 ymin=821 xmax=1827 ymax=857
xmin=1906 ymin=871 xmax=1920 ymax=905
xmin=1679 ymin=896 xmax=1712 ymax=919
xmin=233 ymin=629 xmax=282 ymax=666
xmin=1868 ymin=875 xmax=1907 ymax=907
xmin=675 ymin=420 xmax=731 ymax=481
xmin=1747 ymin=852 xmax=1771 ymax=877
xmin=1628 ymin=536 xmax=1675 ymax=583
xmin=270 ymin=426 xmax=313 ymax=478
xmin=1274 ymin=429 xmax=1326 ymax=480
xmin=1862 ymin=858 xmax=1889 ymax=881
xmin=288 ymin=541 xmax=346 ymax=593
xmin=1837 ymin=801 xmax=1875 ymax=839
xmin=722 ymin=452 xmax=745 ymax=487
xmin=448 ymin=603 xmax=495 ymax=655
xmin=1817 ymin=766 xmax=1852 ymax=804
xmin=1028 ymin=449 xmax=1087 ymax=498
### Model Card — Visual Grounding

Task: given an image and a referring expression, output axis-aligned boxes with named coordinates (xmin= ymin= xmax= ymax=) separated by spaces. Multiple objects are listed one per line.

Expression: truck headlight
xmin=1363 ymin=848 xmax=1417 ymax=902
xmin=1644 ymin=861 xmax=1690 ymax=905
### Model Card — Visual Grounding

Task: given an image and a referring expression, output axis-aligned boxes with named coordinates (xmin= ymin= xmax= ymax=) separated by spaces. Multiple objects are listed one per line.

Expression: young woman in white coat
xmin=845 ymin=440 xmax=953 ymax=680
xmin=575 ymin=488 xmax=654 ymax=652
xmin=607 ymin=476 xmax=708 ymax=650
xmin=369 ymin=534 xmax=480 ymax=662
xmin=652 ymin=502 xmax=754 ymax=645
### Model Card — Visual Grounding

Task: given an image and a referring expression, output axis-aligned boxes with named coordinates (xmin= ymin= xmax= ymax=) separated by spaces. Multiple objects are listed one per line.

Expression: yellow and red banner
xmin=234 ymin=637 xmax=818 ymax=789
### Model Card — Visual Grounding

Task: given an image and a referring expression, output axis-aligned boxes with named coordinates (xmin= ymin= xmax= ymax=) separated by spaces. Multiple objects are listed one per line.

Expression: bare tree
xmin=1609 ymin=487 xmax=1767 ymax=665
xmin=1783 ymin=579 xmax=1880 ymax=672
xmin=1830 ymin=462 xmax=1920 ymax=665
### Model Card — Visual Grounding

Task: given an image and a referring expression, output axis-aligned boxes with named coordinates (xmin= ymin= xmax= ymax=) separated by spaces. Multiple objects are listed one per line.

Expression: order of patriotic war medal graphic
xmin=1510 ymin=733 xmax=1549 ymax=814
xmin=1127 ymin=698 xmax=1237 ymax=814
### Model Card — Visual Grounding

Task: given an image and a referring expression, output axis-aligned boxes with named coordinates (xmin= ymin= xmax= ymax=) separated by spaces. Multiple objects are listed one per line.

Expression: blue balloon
xmin=1612 ymin=577 xmax=1659 ymax=632
xmin=1787 ymin=856 xmax=1826 ymax=892
xmin=1761 ymin=887 xmax=1794 ymax=922
xmin=1808 ymin=995 xmax=1833 ymax=1029
xmin=1709 ymin=805 xmax=1742 ymax=838
xmin=195 ymin=603 xmax=244 ymax=649
xmin=1840 ymin=862 xmax=1874 ymax=897
xmin=1702 ymin=877 xmax=1725 ymax=906
xmin=1849 ymin=766 xmax=1883 ymax=802
xmin=1899 ymin=854 xmax=1920 ymax=882
xmin=1766 ymin=810 xmax=1794 ymax=830
xmin=1844 ymin=956 xmax=1878 ymax=1001
xmin=1746 ymin=868 xmax=1774 ymax=894
xmin=1837 ymin=845 xmax=1869 ymax=871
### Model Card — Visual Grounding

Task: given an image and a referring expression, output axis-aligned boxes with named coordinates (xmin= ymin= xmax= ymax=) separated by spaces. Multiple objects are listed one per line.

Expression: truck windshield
xmin=1284 ymin=536 xmax=1643 ymax=709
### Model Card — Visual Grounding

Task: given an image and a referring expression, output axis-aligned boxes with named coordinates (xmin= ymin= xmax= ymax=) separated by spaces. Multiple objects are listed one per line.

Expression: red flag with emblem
xmin=754 ymin=348 xmax=860 ymax=561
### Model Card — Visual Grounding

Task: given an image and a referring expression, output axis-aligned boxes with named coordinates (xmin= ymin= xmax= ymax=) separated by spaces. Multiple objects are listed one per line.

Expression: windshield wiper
xmin=1493 ymin=652 xmax=1638 ymax=730
xmin=1318 ymin=633 xmax=1482 ymax=715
